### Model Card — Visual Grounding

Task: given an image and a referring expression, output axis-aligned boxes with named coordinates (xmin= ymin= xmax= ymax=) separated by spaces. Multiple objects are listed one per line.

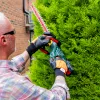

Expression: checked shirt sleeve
xmin=10 ymin=75 xmax=70 ymax=100
xmin=51 ymin=76 xmax=70 ymax=99
xmin=10 ymin=54 xmax=26 ymax=72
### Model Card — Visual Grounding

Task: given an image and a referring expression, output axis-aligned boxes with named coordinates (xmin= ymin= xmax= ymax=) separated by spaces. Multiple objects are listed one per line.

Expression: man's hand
xmin=26 ymin=35 xmax=49 ymax=57
xmin=50 ymin=57 xmax=68 ymax=76
xmin=32 ymin=35 xmax=49 ymax=49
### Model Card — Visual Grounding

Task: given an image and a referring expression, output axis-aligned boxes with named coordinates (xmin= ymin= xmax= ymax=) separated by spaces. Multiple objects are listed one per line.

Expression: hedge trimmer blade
xmin=30 ymin=4 xmax=59 ymax=54
xmin=30 ymin=5 xmax=49 ymax=32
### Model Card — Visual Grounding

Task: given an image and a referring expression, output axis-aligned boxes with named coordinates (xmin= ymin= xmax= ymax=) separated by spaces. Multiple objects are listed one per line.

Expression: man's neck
xmin=0 ymin=56 xmax=8 ymax=60
xmin=0 ymin=51 xmax=8 ymax=60
xmin=0 ymin=48 xmax=9 ymax=60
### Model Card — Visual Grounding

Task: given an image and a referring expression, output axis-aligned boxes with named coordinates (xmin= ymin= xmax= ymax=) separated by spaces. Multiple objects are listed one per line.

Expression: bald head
xmin=0 ymin=12 xmax=14 ymax=35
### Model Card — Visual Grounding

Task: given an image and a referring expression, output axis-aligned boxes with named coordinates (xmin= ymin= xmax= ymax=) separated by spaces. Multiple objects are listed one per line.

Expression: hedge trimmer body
xmin=30 ymin=4 xmax=73 ymax=76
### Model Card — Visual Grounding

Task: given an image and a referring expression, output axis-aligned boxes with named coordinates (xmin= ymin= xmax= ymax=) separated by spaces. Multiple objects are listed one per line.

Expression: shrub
xmin=28 ymin=0 xmax=100 ymax=99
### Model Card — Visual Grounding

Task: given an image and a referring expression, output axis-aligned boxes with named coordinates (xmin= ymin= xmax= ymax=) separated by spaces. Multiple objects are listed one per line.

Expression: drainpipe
xmin=23 ymin=0 xmax=29 ymax=14
xmin=28 ymin=11 xmax=34 ymax=42
xmin=23 ymin=0 xmax=34 ymax=43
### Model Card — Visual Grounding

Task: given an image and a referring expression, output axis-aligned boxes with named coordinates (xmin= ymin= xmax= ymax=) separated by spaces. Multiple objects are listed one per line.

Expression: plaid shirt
xmin=0 ymin=54 xmax=70 ymax=100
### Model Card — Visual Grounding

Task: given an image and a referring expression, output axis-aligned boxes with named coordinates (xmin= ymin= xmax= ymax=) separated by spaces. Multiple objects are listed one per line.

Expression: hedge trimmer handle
xmin=43 ymin=32 xmax=59 ymax=45
xmin=40 ymin=48 xmax=49 ymax=55
xmin=40 ymin=32 xmax=60 ymax=55
xmin=40 ymin=37 xmax=59 ymax=55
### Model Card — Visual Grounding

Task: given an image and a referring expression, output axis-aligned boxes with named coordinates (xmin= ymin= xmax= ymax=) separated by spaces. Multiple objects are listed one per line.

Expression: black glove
xmin=50 ymin=57 xmax=68 ymax=76
xmin=26 ymin=35 xmax=49 ymax=57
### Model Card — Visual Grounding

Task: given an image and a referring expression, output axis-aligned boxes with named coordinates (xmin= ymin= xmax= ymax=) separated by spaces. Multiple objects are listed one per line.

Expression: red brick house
xmin=0 ymin=0 xmax=34 ymax=73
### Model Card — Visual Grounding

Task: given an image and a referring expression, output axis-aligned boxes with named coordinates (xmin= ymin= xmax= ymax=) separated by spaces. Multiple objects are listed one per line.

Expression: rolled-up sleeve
xmin=10 ymin=55 xmax=26 ymax=72
xmin=10 ymin=75 xmax=70 ymax=100
xmin=51 ymin=76 xmax=70 ymax=99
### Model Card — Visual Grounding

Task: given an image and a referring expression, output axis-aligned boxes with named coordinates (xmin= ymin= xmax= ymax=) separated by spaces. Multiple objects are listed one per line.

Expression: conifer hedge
xmin=28 ymin=0 xmax=100 ymax=99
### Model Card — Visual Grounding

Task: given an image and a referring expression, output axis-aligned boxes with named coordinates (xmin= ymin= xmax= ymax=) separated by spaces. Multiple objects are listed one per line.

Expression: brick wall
xmin=0 ymin=0 xmax=31 ymax=72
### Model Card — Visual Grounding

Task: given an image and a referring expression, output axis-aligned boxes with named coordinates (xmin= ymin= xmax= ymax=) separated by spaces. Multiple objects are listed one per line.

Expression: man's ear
xmin=0 ymin=35 xmax=7 ymax=45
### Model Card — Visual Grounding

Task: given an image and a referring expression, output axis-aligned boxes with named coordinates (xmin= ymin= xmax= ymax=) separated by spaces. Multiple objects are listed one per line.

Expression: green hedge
xmin=28 ymin=0 xmax=100 ymax=99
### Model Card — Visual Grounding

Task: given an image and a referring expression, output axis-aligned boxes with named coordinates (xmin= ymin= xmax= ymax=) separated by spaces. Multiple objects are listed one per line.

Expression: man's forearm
xmin=52 ymin=76 xmax=70 ymax=99
xmin=21 ymin=50 xmax=30 ymax=64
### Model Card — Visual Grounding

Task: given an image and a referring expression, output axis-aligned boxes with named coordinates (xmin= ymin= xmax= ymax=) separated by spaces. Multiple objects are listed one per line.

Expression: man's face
xmin=3 ymin=29 xmax=16 ymax=54
xmin=0 ymin=13 xmax=17 ymax=57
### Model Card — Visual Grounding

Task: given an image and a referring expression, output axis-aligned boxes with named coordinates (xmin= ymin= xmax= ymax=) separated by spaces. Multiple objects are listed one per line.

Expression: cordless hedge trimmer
xmin=30 ymin=4 xmax=73 ymax=76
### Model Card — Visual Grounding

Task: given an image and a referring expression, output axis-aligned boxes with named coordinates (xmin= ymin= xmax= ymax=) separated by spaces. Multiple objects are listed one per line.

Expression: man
xmin=0 ymin=12 xmax=70 ymax=99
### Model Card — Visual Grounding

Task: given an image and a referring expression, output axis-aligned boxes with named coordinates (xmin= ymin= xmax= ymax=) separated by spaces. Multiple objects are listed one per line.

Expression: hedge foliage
xmin=28 ymin=0 xmax=100 ymax=99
